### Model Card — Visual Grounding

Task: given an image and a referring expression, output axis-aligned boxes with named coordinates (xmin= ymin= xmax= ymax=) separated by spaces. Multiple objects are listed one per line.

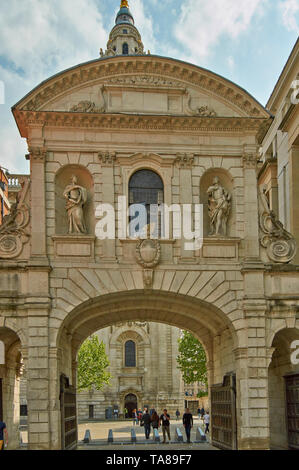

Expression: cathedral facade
xmin=0 ymin=1 xmax=298 ymax=451
xmin=77 ymin=322 xmax=184 ymax=420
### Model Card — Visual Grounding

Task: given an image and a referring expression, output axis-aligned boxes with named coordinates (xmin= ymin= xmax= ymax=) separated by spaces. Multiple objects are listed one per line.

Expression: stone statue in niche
xmin=63 ymin=176 xmax=88 ymax=234
xmin=207 ymin=177 xmax=231 ymax=237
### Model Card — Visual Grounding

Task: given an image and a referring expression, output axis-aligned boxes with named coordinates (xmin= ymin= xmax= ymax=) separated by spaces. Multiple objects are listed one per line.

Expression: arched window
xmin=125 ymin=340 xmax=136 ymax=367
xmin=129 ymin=169 xmax=164 ymax=237
xmin=122 ymin=43 xmax=129 ymax=55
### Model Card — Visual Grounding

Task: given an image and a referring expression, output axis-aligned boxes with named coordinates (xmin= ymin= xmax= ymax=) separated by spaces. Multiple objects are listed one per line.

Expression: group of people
xmin=132 ymin=407 xmax=210 ymax=444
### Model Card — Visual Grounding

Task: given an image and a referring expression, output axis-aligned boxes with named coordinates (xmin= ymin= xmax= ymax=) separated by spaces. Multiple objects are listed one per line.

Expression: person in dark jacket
xmin=141 ymin=408 xmax=151 ymax=439
xmin=151 ymin=410 xmax=160 ymax=437
xmin=183 ymin=408 xmax=193 ymax=443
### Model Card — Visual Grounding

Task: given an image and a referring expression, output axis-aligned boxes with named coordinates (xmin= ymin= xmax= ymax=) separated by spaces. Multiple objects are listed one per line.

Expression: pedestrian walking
xmin=113 ymin=407 xmax=119 ymax=420
xmin=197 ymin=407 xmax=201 ymax=420
xmin=151 ymin=410 xmax=160 ymax=437
xmin=0 ymin=421 xmax=8 ymax=451
xmin=132 ymin=408 xmax=138 ymax=426
xmin=183 ymin=408 xmax=193 ymax=443
xmin=201 ymin=407 xmax=205 ymax=420
xmin=159 ymin=409 xmax=171 ymax=443
xmin=203 ymin=411 xmax=210 ymax=434
xmin=141 ymin=408 xmax=151 ymax=440
xmin=176 ymin=409 xmax=180 ymax=421
xmin=124 ymin=407 xmax=128 ymax=418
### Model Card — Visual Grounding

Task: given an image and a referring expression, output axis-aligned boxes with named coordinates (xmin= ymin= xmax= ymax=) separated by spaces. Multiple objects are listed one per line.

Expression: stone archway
xmin=51 ymin=289 xmax=238 ymax=449
xmin=124 ymin=393 xmax=138 ymax=418
xmin=268 ymin=327 xmax=299 ymax=449
xmin=0 ymin=327 xmax=23 ymax=450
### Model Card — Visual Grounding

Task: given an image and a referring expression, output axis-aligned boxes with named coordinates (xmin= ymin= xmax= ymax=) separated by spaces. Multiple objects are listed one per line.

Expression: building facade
xmin=77 ymin=322 xmax=184 ymax=420
xmin=0 ymin=1 xmax=298 ymax=451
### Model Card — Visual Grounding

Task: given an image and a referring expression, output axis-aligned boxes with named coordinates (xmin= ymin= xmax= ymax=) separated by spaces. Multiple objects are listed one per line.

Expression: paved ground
xmin=19 ymin=417 xmax=216 ymax=450
xmin=77 ymin=417 xmax=217 ymax=450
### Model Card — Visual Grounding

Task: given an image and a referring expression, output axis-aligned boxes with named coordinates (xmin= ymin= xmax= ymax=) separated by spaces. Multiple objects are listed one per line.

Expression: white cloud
xmin=129 ymin=0 xmax=158 ymax=53
xmin=174 ymin=0 xmax=267 ymax=63
xmin=0 ymin=0 xmax=108 ymax=174
xmin=279 ymin=0 xmax=299 ymax=32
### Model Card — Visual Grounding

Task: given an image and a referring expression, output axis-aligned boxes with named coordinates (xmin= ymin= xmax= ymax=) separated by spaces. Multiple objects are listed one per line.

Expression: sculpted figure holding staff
xmin=207 ymin=177 xmax=231 ymax=237
xmin=63 ymin=175 xmax=88 ymax=234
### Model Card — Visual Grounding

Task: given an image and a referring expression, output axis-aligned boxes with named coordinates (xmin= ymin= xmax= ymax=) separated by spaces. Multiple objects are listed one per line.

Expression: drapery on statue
xmin=63 ymin=176 xmax=88 ymax=234
xmin=207 ymin=177 xmax=231 ymax=237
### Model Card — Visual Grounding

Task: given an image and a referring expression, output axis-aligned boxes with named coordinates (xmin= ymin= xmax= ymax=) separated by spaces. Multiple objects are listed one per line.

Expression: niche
xmin=55 ymin=165 xmax=94 ymax=236
xmin=200 ymin=169 xmax=235 ymax=238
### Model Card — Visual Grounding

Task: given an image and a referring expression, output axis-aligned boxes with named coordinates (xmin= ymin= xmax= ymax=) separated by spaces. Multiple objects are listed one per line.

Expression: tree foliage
xmin=77 ymin=335 xmax=111 ymax=392
xmin=177 ymin=331 xmax=208 ymax=390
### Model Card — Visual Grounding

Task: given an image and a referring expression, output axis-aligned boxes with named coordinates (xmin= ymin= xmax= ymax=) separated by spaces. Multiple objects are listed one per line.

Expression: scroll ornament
xmin=259 ymin=186 xmax=297 ymax=264
xmin=0 ymin=201 xmax=30 ymax=259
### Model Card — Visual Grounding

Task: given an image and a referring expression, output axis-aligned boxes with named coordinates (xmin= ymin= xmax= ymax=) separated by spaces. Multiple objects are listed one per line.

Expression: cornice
xmin=12 ymin=56 xmax=270 ymax=120
xmin=14 ymin=109 xmax=271 ymax=140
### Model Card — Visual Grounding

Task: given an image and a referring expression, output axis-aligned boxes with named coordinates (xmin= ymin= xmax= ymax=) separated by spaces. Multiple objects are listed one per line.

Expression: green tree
xmin=177 ymin=331 xmax=208 ymax=392
xmin=77 ymin=335 xmax=111 ymax=392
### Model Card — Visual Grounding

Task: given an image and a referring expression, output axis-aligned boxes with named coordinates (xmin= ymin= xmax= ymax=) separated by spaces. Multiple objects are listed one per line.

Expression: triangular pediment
xmin=13 ymin=56 xmax=270 ymax=120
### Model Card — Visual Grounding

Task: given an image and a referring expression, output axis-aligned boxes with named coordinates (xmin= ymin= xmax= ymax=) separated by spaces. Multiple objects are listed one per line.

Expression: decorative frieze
xmin=16 ymin=57 xmax=269 ymax=118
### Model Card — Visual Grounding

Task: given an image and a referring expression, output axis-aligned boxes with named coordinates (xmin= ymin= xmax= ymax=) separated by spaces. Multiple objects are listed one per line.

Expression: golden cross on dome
xmin=120 ymin=0 xmax=129 ymax=7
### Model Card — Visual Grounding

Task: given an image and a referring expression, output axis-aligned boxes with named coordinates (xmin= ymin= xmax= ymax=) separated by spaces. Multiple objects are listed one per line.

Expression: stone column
xmin=289 ymin=145 xmax=299 ymax=263
xmin=49 ymin=347 xmax=62 ymax=450
xmin=243 ymin=146 xmax=260 ymax=259
xmin=2 ymin=357 xmax=21 ymax=449
xmin=28 ymin=147 xmax=47 ymax=258
xmin=176 ymin=153 xmax=196 ymax=262
xmin=234 ymin=317 xmax=270 ymax=450
xmin=98 ymin=152 xmax=117 ymax=262
xmin=26 ymin=308 xmax=51 ymax=450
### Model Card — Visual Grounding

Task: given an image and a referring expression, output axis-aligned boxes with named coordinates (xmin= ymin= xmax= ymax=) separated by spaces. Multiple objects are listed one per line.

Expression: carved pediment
xmin=13 ymin=56 xmax=270 ymax=121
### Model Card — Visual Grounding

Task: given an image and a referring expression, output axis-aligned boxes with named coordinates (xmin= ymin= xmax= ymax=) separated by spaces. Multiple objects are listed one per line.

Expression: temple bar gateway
xmin=0 ymin=1 xmax=298 ymax=451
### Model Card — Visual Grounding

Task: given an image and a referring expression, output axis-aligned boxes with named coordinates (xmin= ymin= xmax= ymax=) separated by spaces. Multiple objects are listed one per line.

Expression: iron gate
xmin=0 ymin=378 xmax=3 ymax=421
xmin=211 ymin=372 xmax=237 ymax=450
xmin=285 ymin=374 xmax=299 ymax=450
xmin=60 ymin=375 xmax=77 ymax=450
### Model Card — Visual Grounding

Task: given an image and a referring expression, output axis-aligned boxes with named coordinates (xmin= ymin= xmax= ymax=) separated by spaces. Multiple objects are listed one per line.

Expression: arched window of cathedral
xmin=122 ymin=43 xmax=129 ymax=55
xmin=129 ymin=169 xmax=164 ymax=237
xmin=125 ymin=340 xmax=136 ymax=367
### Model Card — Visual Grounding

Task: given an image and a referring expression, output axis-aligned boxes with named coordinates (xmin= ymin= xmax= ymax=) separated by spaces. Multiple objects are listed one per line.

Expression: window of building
xmin=129 ymin=169 xmax=164 ymax=237
xmin=20 ymin=405 xmax=28 ymax=416
xmin=89 ymin=405 xmax=94 ymax=419
xmin=123 ymin=29 xmax=128 ymax=34
xmin=125 ymin=340 xmax=136 ymax=367
xmin=122 ymin=43 xmax=129 ymax=55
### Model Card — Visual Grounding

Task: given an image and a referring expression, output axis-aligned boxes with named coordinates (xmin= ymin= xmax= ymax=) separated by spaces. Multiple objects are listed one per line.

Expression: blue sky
xmin=0 ymin=0 xmax=298 ymax=174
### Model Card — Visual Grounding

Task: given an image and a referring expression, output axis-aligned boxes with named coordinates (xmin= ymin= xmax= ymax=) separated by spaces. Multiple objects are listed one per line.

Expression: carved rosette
xmin=259 ymin=187 xmax=297 ymax=263
xmin=135 ymin=239 xmax=161 ymax=289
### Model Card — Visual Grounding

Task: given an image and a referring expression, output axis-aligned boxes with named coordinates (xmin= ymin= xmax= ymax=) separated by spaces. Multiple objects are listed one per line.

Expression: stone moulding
xmin=52 ymin=235 xmax=96 ymax=259
xmin=13 ymin=109 xmax=271 ymax=141
xmin=13 ymin=57 xmax=270 ymax=119
xmin=258 ymin=187 xmax=297 ymax=264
